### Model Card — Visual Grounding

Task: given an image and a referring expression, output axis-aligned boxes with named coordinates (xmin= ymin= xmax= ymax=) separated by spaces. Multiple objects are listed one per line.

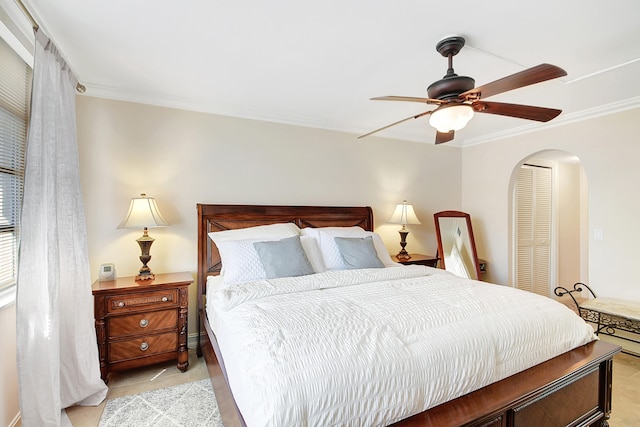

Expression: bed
xmin=196 ymin=203 xmax=620 ymax=427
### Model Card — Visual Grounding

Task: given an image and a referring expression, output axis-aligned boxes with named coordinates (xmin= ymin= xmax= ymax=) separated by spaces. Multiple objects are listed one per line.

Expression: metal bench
xmin=554 ymin=282 xmax=640 ymax=354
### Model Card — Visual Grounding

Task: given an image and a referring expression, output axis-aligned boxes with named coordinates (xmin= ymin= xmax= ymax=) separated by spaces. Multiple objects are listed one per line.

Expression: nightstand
xmin=392 ymin=253 xmax=439 ymax=267
xmin=92 ymin=271 xmax=193 ymax=383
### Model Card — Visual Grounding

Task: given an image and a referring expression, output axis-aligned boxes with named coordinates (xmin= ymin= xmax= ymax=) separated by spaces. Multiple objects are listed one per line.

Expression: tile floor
xmin=609 ymin=351 xmax=640 ymax=426
xmin=63 ymin=348 xmax=640 ymax=427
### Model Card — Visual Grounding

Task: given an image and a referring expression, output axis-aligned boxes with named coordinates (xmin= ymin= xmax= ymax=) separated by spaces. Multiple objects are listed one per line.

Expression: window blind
xmin=0 ymin=35 xmax=30 ymax=298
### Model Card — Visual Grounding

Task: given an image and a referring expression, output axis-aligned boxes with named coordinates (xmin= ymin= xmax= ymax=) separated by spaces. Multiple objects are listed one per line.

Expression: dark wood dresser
xmin=92 ymin=271 xmax=193 ymax=382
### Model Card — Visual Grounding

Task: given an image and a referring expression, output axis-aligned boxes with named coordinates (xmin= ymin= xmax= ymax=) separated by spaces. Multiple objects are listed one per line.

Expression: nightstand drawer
xmin=108 ymin=309 xmax=177 ymax=338
xmin=106 ymin=289 xmax=178 ymax=313
xmin=109 ymin=332 xmax=178 ymax=363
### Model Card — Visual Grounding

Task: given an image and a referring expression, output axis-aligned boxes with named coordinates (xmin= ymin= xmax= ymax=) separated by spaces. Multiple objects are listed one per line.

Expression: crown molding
xmin=461 ymin=96 xmax=640 ymax=147
xmin=84 ymin=83 xmax=640 ymax=149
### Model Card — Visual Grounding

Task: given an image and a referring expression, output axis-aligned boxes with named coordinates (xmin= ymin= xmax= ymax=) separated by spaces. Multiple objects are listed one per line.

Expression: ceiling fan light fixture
xmin=429 ymin=104 xmax=474 ymax=133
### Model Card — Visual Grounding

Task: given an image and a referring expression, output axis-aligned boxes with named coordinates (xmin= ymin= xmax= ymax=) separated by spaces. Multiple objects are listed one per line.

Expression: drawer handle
xmin=117 ymin=301 xmax=125 ymax=307
xmin=139 ymin=319 xmax=149 ymax=328
xmin=140 ymin=342 xmax=149 ymax=351
xmin=161 ymin=296 xmax=168 ymax=302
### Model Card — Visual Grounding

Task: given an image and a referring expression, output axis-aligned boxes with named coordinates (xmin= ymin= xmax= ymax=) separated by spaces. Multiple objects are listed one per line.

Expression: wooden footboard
xmin=392 ymin=339 xmax=619 ymax=427
xmin=199 ymin=315 xmax=619 ymax=427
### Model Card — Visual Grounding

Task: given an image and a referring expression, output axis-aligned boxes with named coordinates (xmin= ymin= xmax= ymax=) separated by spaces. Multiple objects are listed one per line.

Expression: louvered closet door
xmin=516 ymin=164 xmax=552 ymax=296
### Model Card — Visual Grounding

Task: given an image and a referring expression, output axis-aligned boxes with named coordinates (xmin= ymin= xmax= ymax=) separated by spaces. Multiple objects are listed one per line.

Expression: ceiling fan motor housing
xmin=427 ymin=75 xmax=475 ymax=100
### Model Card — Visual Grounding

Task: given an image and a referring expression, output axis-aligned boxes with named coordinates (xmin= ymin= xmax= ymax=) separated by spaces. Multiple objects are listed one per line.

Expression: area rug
xmin=99 ymin=379 xmax=223 ymax=427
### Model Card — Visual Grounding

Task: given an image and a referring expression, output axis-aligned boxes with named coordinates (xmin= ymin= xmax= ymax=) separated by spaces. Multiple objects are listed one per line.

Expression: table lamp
xmin=388 ymin=200 xmax=421 ymax=261
xmin=118 ymin=193 xmax=169 ymax=281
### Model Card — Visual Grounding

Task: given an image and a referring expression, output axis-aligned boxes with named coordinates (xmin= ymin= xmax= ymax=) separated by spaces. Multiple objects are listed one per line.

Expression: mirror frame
xmin=433 ymin=210 xmax=482 ymax=280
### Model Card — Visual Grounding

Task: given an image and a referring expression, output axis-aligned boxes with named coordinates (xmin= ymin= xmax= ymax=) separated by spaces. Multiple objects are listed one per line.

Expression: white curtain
xmin=16 ymin=29 xmax=107 ymax=427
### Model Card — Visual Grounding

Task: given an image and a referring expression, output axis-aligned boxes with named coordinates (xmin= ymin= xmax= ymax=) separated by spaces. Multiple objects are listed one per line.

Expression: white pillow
xmin=301 ymin=227 xmax=367 ymax=270
xmin=215 ymin=238 xmax=276 ymax=285
xmin=209 ymin=222 xmax=301 ymax=276
xmin=208 ymin=222 xmax=300 ymax=243
xmin=302 ymin=227 xmax=397 ymax=269
xmin=300 ymin=235 xmax=326 ymax=273
xmin=214 ymin=234 xmax=325 ymax=286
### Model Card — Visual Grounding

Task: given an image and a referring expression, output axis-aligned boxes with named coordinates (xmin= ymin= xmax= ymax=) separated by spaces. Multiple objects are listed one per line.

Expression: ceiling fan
xmin=359 ymin=36 xmax=567 ymax=144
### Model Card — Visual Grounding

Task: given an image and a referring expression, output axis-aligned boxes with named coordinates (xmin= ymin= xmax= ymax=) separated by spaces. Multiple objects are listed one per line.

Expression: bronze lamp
xmin=388 ymin=200 xmax=421 ymax=261
xmin=117 ymin=193 xmax=169 ymax=281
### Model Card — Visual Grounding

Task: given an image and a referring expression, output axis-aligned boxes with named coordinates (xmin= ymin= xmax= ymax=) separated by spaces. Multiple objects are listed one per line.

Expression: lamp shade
xmin=389 ymin=200 xmax=421 ymax=226
xmin=428 ymin=104 xmax=474 ymax=133
xmin=117 ymin=194 xmax=169 ymax=229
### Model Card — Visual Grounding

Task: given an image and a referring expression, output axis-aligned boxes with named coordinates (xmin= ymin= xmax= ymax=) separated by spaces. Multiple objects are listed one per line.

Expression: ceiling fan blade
xmin=473 ymin=101 xmax=562 ymax=122
xmin=459 ymin=64 xmax=567 ymax=101
xmin=371 ymin=96 xmax=444 ymax=105
xmin=358 ymin=110 xmax=431 ymax=139
xmin=435 ymin=131 xmax=455 ymax=144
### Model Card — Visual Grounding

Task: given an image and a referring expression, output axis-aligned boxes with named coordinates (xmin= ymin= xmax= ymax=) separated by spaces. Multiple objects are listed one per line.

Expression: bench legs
xmin=554 ymin=283 xmax=640 ymax=357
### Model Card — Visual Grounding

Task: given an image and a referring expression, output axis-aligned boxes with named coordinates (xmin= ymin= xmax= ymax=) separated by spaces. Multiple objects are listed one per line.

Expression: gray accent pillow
xmin=253 ymin=236 xmax=315 ymax=279
xmin=334 ymin=236 xmax=385 ymax=269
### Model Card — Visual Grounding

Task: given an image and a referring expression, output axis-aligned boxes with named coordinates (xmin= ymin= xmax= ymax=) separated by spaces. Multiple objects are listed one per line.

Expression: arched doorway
xmin=510 ymin=150 xmax=587 ymax=297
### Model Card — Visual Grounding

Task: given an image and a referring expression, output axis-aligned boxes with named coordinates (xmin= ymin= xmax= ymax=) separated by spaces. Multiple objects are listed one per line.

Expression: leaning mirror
xmin=434 ymin=210 xmax=481 ymax=280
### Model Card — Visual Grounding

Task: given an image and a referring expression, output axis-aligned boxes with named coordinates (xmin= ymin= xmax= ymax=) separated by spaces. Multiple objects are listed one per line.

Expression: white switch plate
xmin=594 ymin=228 xmax=603 ymax=240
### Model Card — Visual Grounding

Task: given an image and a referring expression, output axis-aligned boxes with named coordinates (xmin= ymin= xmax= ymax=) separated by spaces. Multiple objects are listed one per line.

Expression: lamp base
xmin=396 ymin=229 xmax=412 ymax=260
xmin=135 ymin=228 xmax=156 ymax=282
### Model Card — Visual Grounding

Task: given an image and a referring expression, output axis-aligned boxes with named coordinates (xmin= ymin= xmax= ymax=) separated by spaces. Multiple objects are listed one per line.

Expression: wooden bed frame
xmin=196 ymin=203 xmax=621 ymax=427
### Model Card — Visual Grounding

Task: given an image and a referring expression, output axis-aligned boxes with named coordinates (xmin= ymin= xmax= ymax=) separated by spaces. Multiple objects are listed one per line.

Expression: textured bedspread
xmin=207 ymin=266 xmax=596 ymax=427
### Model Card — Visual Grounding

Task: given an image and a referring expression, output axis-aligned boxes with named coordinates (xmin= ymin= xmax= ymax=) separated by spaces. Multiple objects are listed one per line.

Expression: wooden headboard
xmin=196 ymin=203 xmax=374 ymax=311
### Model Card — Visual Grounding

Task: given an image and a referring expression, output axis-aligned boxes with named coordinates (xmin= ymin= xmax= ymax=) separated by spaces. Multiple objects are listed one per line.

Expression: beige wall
xmin=76 ymin=96 xmax=462 ymax=338
xmin=462 ymin=107 xmax=640 ymax=300
xmin=0 ymin=303 xmax=19 ymax=427
xmin=556 ymin=159 xmax=583 ymax=288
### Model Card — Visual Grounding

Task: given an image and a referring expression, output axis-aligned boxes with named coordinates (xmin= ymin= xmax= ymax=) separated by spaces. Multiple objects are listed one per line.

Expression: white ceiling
xmin=4 ymin=0 xmax=640 ymax=145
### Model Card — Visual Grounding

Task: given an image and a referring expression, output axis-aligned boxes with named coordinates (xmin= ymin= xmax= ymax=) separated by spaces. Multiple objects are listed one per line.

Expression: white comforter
xmin=207 ymin=266 xmax=596 ymax=427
